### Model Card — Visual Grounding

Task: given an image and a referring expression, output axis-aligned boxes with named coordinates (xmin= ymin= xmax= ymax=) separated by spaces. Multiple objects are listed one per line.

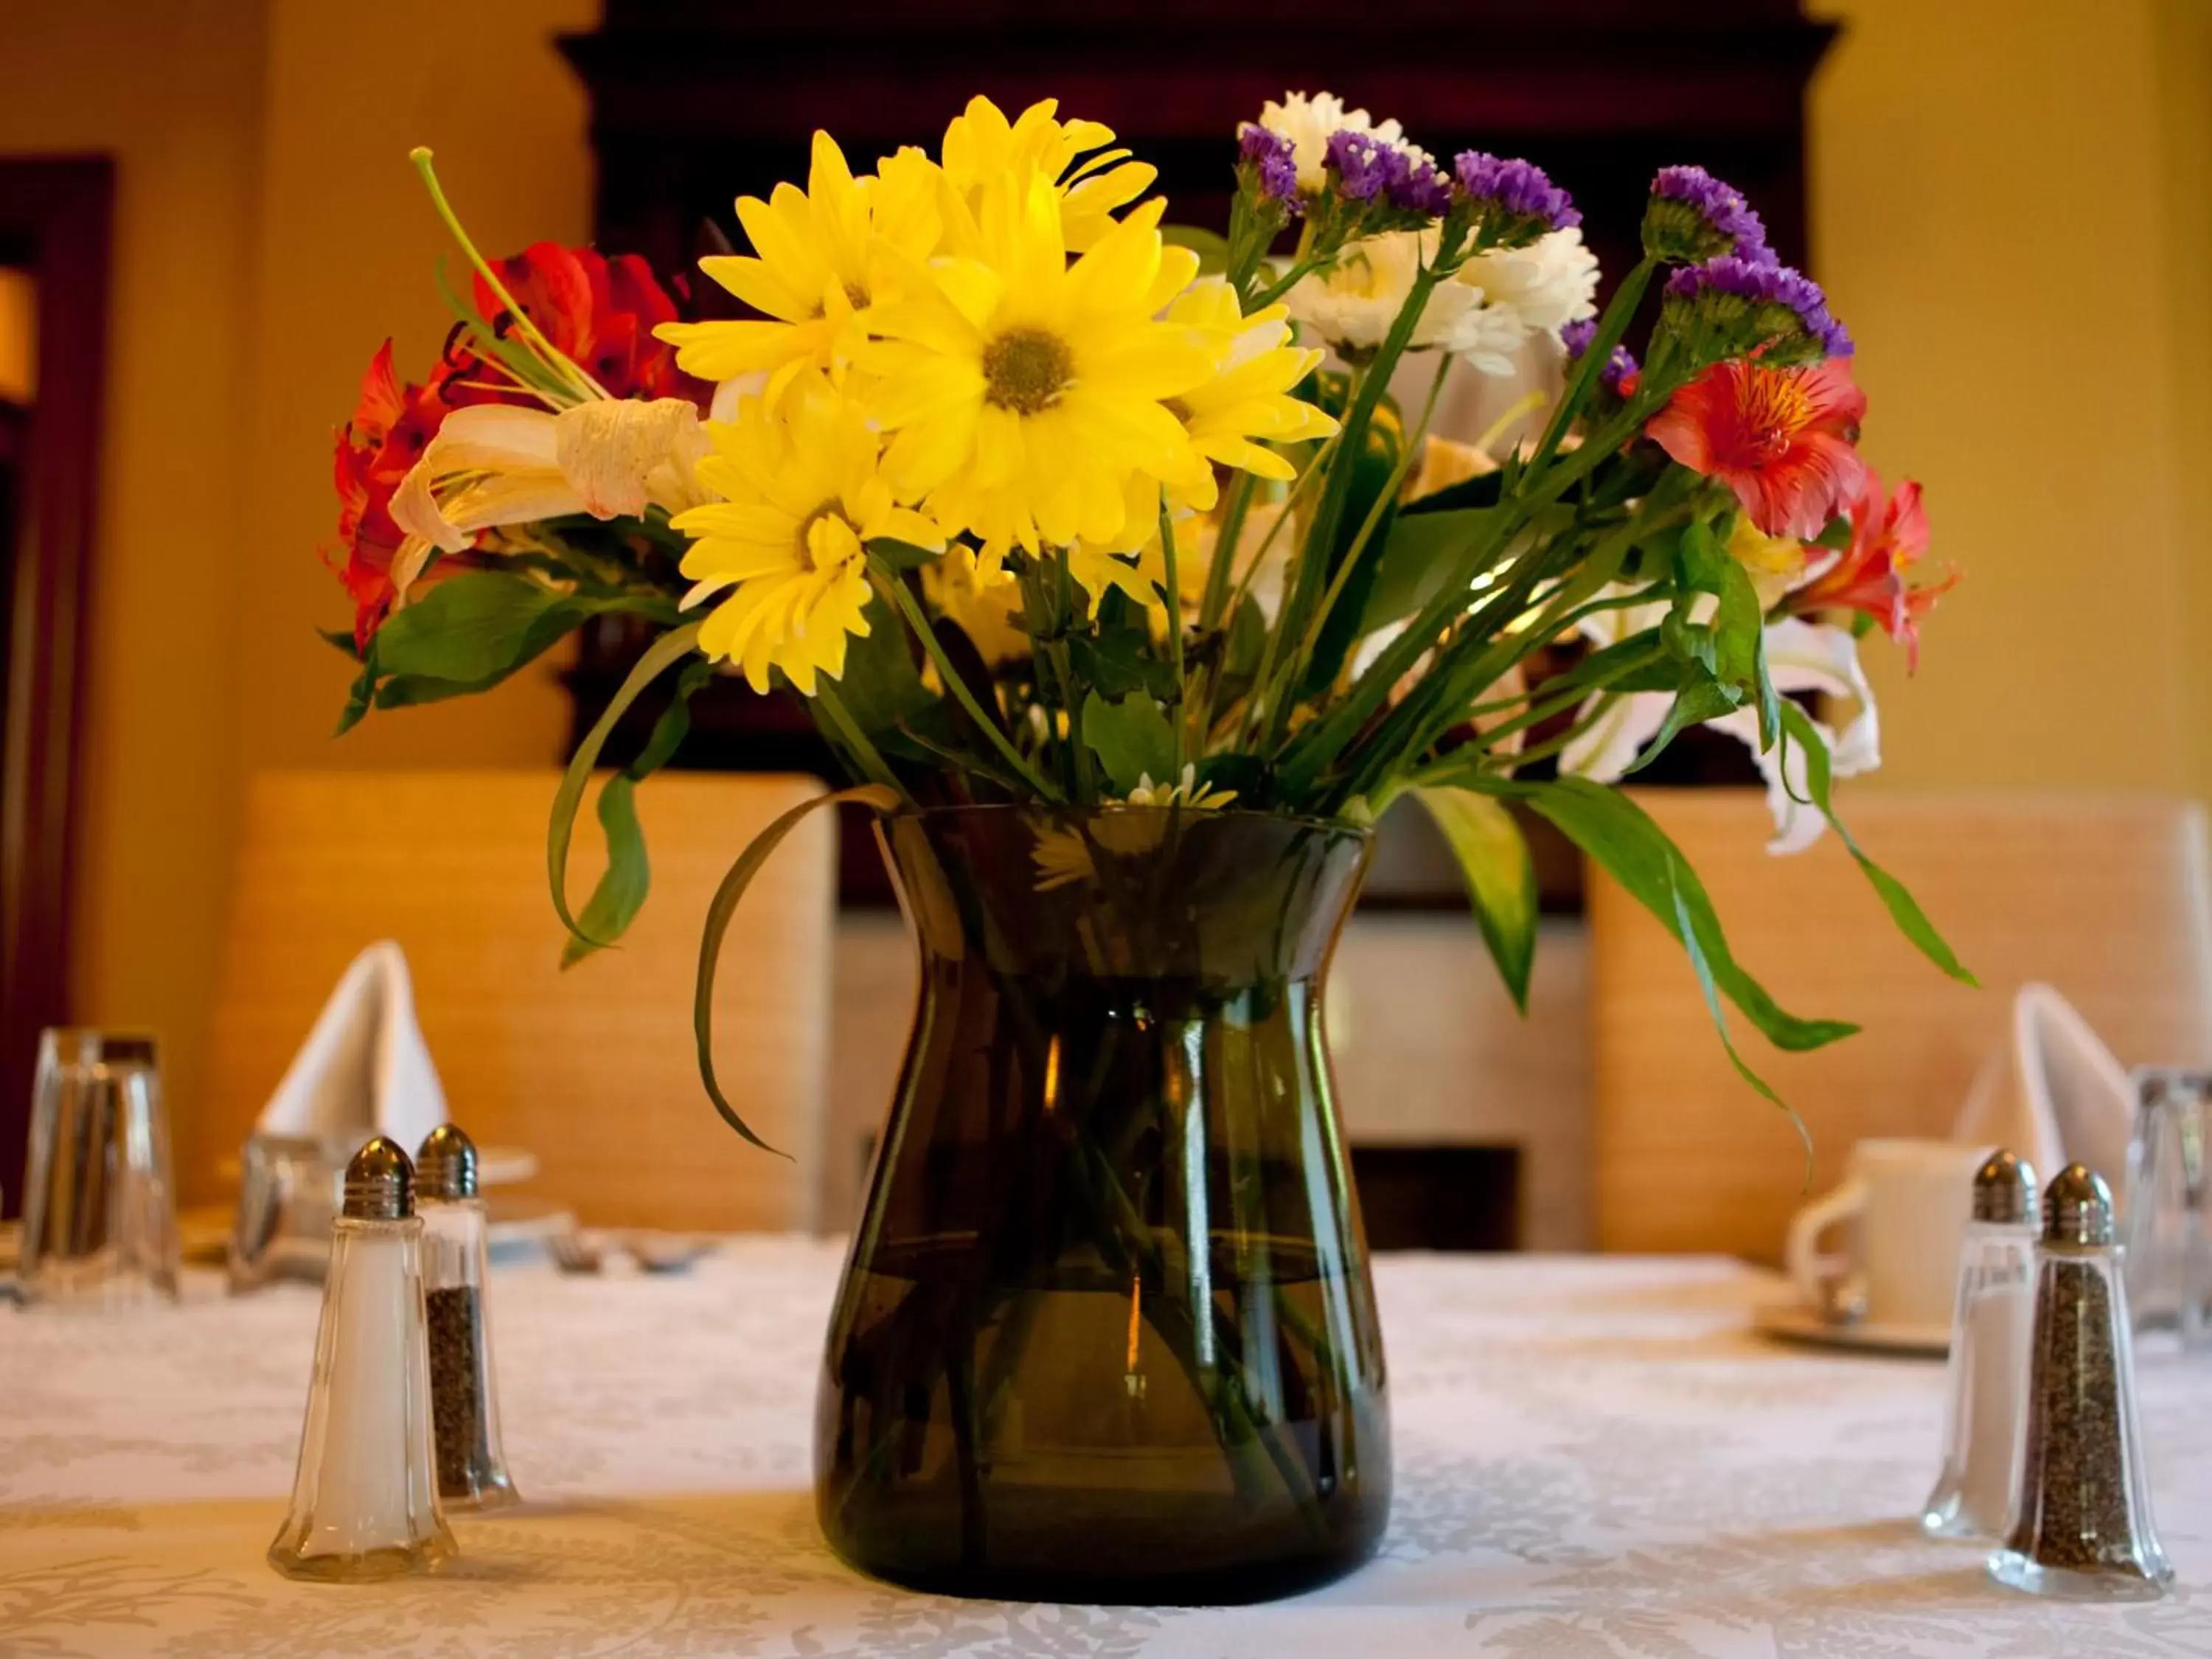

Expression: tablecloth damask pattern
xmin=1 ymin=1241 xmax=2206 ymax=1658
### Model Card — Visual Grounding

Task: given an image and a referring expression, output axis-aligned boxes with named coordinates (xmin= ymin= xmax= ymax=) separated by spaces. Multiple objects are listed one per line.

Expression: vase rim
xmin=886 ymin=801 xmax=1373 ymax=839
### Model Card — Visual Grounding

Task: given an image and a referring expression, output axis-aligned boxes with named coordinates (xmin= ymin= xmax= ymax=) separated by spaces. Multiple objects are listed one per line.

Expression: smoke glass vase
xmin=816 ymin=806 xmax=1392 ymax=1604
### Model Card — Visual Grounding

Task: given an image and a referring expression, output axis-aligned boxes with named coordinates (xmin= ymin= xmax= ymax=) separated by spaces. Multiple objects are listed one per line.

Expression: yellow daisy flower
xmin=865 ymin=174 xmax=1213 ymax=561
xmin=672 ymin=376 xmax=942 ymax=695
xmin=938 ymin=96 xmax=1156 ymax=254
xmin=1163 ymin=281 xmax=1340 ymax=510
xmin=919 ymin=545 xmax=1030 ymax=665
xmin=656 ymin=133 xmax=940 ymax=403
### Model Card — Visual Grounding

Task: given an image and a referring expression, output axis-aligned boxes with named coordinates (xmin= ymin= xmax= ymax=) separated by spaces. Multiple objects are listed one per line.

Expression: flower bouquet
xmin=327 ymin=91 xmax=1965 ymax=1601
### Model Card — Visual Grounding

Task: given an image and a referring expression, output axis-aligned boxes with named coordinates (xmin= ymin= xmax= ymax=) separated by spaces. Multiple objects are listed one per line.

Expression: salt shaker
xmin=268 ymin=1137 xmax=456 ymax=1582
xmin=1989 ymin=1165 xmax=2172 ymax=1601
xmin=1922 ymin=1150 xmax=2037 ymax=1538
xmin=415 ymin=1124 xmax=518 ymax=1510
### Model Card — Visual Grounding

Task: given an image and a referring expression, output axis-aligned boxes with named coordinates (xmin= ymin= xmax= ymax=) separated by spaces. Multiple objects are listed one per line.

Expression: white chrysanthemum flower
xmin=1257 ymin=91 xmax=1405 ymax=195
xmin=1285 ymin=229 xmax=1553 ymax=378
xmin=1284 ymin=230 xmax=1478 ymax=352
xmin=1458 ymin=227 xmax=1601 ymax=340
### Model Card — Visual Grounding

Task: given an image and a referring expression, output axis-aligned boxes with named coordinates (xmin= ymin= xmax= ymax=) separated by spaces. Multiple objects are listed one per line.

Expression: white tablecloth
xmin=1 ymin=1241 xmax=2206 ymax=1657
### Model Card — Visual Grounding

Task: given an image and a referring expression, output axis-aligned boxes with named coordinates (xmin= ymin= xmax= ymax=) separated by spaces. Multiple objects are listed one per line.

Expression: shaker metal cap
xmin=343 ymin=1135 xmax=415 ymax=1220
xmin=415 ymin=1123 xmax=479 ymax=1201
xmin=1972 ymin=1149 xmax=2038 ymax=1225
xmin=2042 ymin=1162 xmax=2115 ymax=1247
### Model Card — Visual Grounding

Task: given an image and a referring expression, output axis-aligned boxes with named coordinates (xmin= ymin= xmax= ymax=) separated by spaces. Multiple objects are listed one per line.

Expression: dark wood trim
xmin=0 ymin=158 xmax=112 ymax=1216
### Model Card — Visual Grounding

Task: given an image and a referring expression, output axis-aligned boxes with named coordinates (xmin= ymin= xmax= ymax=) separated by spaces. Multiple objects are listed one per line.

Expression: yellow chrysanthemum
xmin=1161 ymin=281 xmax=1339 ymax=509
xmin=672 ymin=376 xmax=942 ymax=694
xmin=657 ymin=132 xmax=940 ymax=403
xmin=865 ymin=173 xmax=1212 ymax=562
xmin=920 ymin=545 xmax=1029 ymax=665
xmin=938 ymin=96 xmax=1155 ymax=254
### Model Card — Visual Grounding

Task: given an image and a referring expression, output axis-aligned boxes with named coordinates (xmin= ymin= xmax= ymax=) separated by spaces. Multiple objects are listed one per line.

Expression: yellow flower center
xmin=982 ymin=327 xmax=1073 ymax=416
xmin=795 ymin=501 xmax=852 ymax=571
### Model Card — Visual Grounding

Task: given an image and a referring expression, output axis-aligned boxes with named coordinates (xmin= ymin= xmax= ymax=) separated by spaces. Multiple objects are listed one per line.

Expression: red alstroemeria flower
xmin=1646 ymin=358 xmax=1868 ymax=540
xmin=327 ymin=243 xmax=710 ymax=647
xmin=1788 ymin=470 xmax=1956 ymax=671
xmin=326 ymin=340 xmax=507 ymax=646
xmin=473 ymin=243 xmax=709 ymax=406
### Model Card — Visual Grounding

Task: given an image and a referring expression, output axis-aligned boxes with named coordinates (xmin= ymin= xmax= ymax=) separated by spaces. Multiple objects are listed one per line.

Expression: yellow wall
xmin=1809 ymin=0 xmax=2212 ymax=796
xmin=4 ymin=0 xmax=2208 ymax=1161
xmin=0 ymin=0 xmax=589 ymax=1141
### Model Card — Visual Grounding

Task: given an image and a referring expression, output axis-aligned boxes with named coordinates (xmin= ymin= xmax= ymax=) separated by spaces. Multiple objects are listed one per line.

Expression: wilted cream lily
xmin=386 ymin=397 xmax=712 ymax=602
xmin=1561 ymin=596 xmax=1878 ymax=854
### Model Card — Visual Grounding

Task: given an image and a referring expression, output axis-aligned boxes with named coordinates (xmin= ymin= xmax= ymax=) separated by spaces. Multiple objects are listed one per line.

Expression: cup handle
xmin=1786 ymin=1176 xmax=1866 ymax=1315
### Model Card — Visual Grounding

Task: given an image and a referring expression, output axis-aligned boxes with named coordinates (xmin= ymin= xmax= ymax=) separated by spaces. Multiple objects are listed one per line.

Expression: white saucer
xmin=1751 ymin=1301 xmax=1950 ymax=1357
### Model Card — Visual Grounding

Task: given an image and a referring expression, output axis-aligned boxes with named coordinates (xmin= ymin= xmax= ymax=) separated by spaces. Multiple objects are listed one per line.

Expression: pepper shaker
xmin=1989 ymin=1165 xmax=2172 ymax=1601
xmin=1922 ymin=1150 xmax=2037 ymax=1539
xmin=268 ymin=1137 xmax=456 ymax=1582
xmin=416 ymin=1124 xmax=520 ymax=1510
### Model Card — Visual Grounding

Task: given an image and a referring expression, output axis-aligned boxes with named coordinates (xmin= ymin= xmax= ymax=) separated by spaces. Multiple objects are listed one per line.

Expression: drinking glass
xmin=2124 ymin=1068 xmax=2209 ymax=1346
xmin=18 ymin=1029 xmax=180 ymax=1307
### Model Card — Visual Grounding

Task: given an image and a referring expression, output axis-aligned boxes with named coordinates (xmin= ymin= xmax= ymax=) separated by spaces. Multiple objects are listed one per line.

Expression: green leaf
xmin=547 ymin=622 xmax=703 ymax=948
xmin=318 ymin=626 xmax=363 ymax=661
xmin=369 ymin=571 xmax=585 ymax=687
xmin=560 ymin=658 xmax=714 ymax=970
xmin=1069 ymin=622 xmax=1176 ymax=702
xmin=1666 ymin=854 xmax=1812 ymax=1171
xmin=562 ymin=775 xmax=650 ymax=970
xmin=1161 ymin=224 xmax=1231 ymax=273
xmin=696 ymin=785 xmax=898 ymax=1154
xmin=1397 ymin=467 xmax=1504 ymax=517
xmin=1413 ymin=787 xmax=1538 ymax=1012
xmin=1357 ymin=507 xmax=1504 ymax=636
xmin=835 ymin=591 xmax=932 ymax=734
xmin=1304 ymin=401 xmax=1405 ymax=692
xmin=1516 ymin=776 xmax=1860 ymax=1053
xmin=1080 ymin=690 xmax=1178 ymax=794
xmin=1778 ymin=700 xmax=1978 ymax=986
xmin=1621 ymin=670 xmax=1740 ymax=777
xmin=1675 ymin=520 xmax=1728 ymax=596
xmin=866 ymin=537 xmax=939 ymax=572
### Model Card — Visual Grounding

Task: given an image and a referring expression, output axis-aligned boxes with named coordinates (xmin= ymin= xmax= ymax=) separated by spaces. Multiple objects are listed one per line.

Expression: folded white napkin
xmin=1952 ymin=982 xmax=2135 ymax=1188
xmin=254 ymin=941 xmax=447 ymax=1153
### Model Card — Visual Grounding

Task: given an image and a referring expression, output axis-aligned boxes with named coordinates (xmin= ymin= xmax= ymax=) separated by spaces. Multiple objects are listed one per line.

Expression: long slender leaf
xmin=1515 ymin=776 xmax=1860 ymax=1052
xmin=695 ymin=785 xmax=898 ymax=1153
xmin=561 ymin=657 xmax=714 ymax=970
xmin=1413 ymin=787 xmax=1538 ymax=1012
xmin=1778 ymin=700 xmax=1977 ymax=985
xmin=1667 ymin=856 xmax=1812 ymax=1172
xmin=547 ymin=622 xmax=702 ymax=945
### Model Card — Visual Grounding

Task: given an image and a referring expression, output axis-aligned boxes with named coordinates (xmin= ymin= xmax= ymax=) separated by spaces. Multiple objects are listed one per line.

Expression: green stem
xmin=1158 ymin=503 xmax=1187 ymax=774
xmin=812 ymin=681 xmax=911 ymax=801
xmin=409 ymin=148 xmax=606 ymax=404
xmin=1201 ymin=472 xmax=1256 ymax=632
xmin=874 ymin=563 xmax=1062 ymax=801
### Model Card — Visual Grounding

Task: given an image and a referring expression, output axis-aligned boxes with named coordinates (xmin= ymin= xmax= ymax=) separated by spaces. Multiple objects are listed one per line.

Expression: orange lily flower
xmin=1646 ymin=358 xmax=1867 ymax=540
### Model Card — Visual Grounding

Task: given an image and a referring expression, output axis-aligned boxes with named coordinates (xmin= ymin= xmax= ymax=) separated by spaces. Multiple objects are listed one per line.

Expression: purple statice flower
xmin=1561 ymin=318 xmax=1639 ymax=395
xmin=1324 ymin=128 xmax=1397 ymax=202
xmin=1237 ymin=122 xmax=1302 ymax=213
xmin=1644 ymin=165 xmax=1771 ymax=264
xmin=1452 ymin=151 xmax=1581 ymax=240
xmin=1664 ymin=256 xmax=1854 ymax=361
xmin=1391 ymin=154 xmax=1455 ymax=218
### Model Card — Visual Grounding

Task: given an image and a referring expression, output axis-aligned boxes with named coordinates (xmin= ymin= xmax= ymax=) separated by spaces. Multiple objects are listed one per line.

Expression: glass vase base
xmin=823 ymin=1512 xmax=1385 ymax=1607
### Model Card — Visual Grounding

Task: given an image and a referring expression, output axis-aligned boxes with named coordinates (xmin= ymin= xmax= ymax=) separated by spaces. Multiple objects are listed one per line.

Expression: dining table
xmin=1 ymin=1237 xmax=2205 ymax=1658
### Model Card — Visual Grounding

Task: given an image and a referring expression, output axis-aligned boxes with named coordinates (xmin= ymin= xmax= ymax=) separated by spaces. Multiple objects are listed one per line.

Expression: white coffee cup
xmin=1786 ymin=1138 xmax=1993 ymax=1330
